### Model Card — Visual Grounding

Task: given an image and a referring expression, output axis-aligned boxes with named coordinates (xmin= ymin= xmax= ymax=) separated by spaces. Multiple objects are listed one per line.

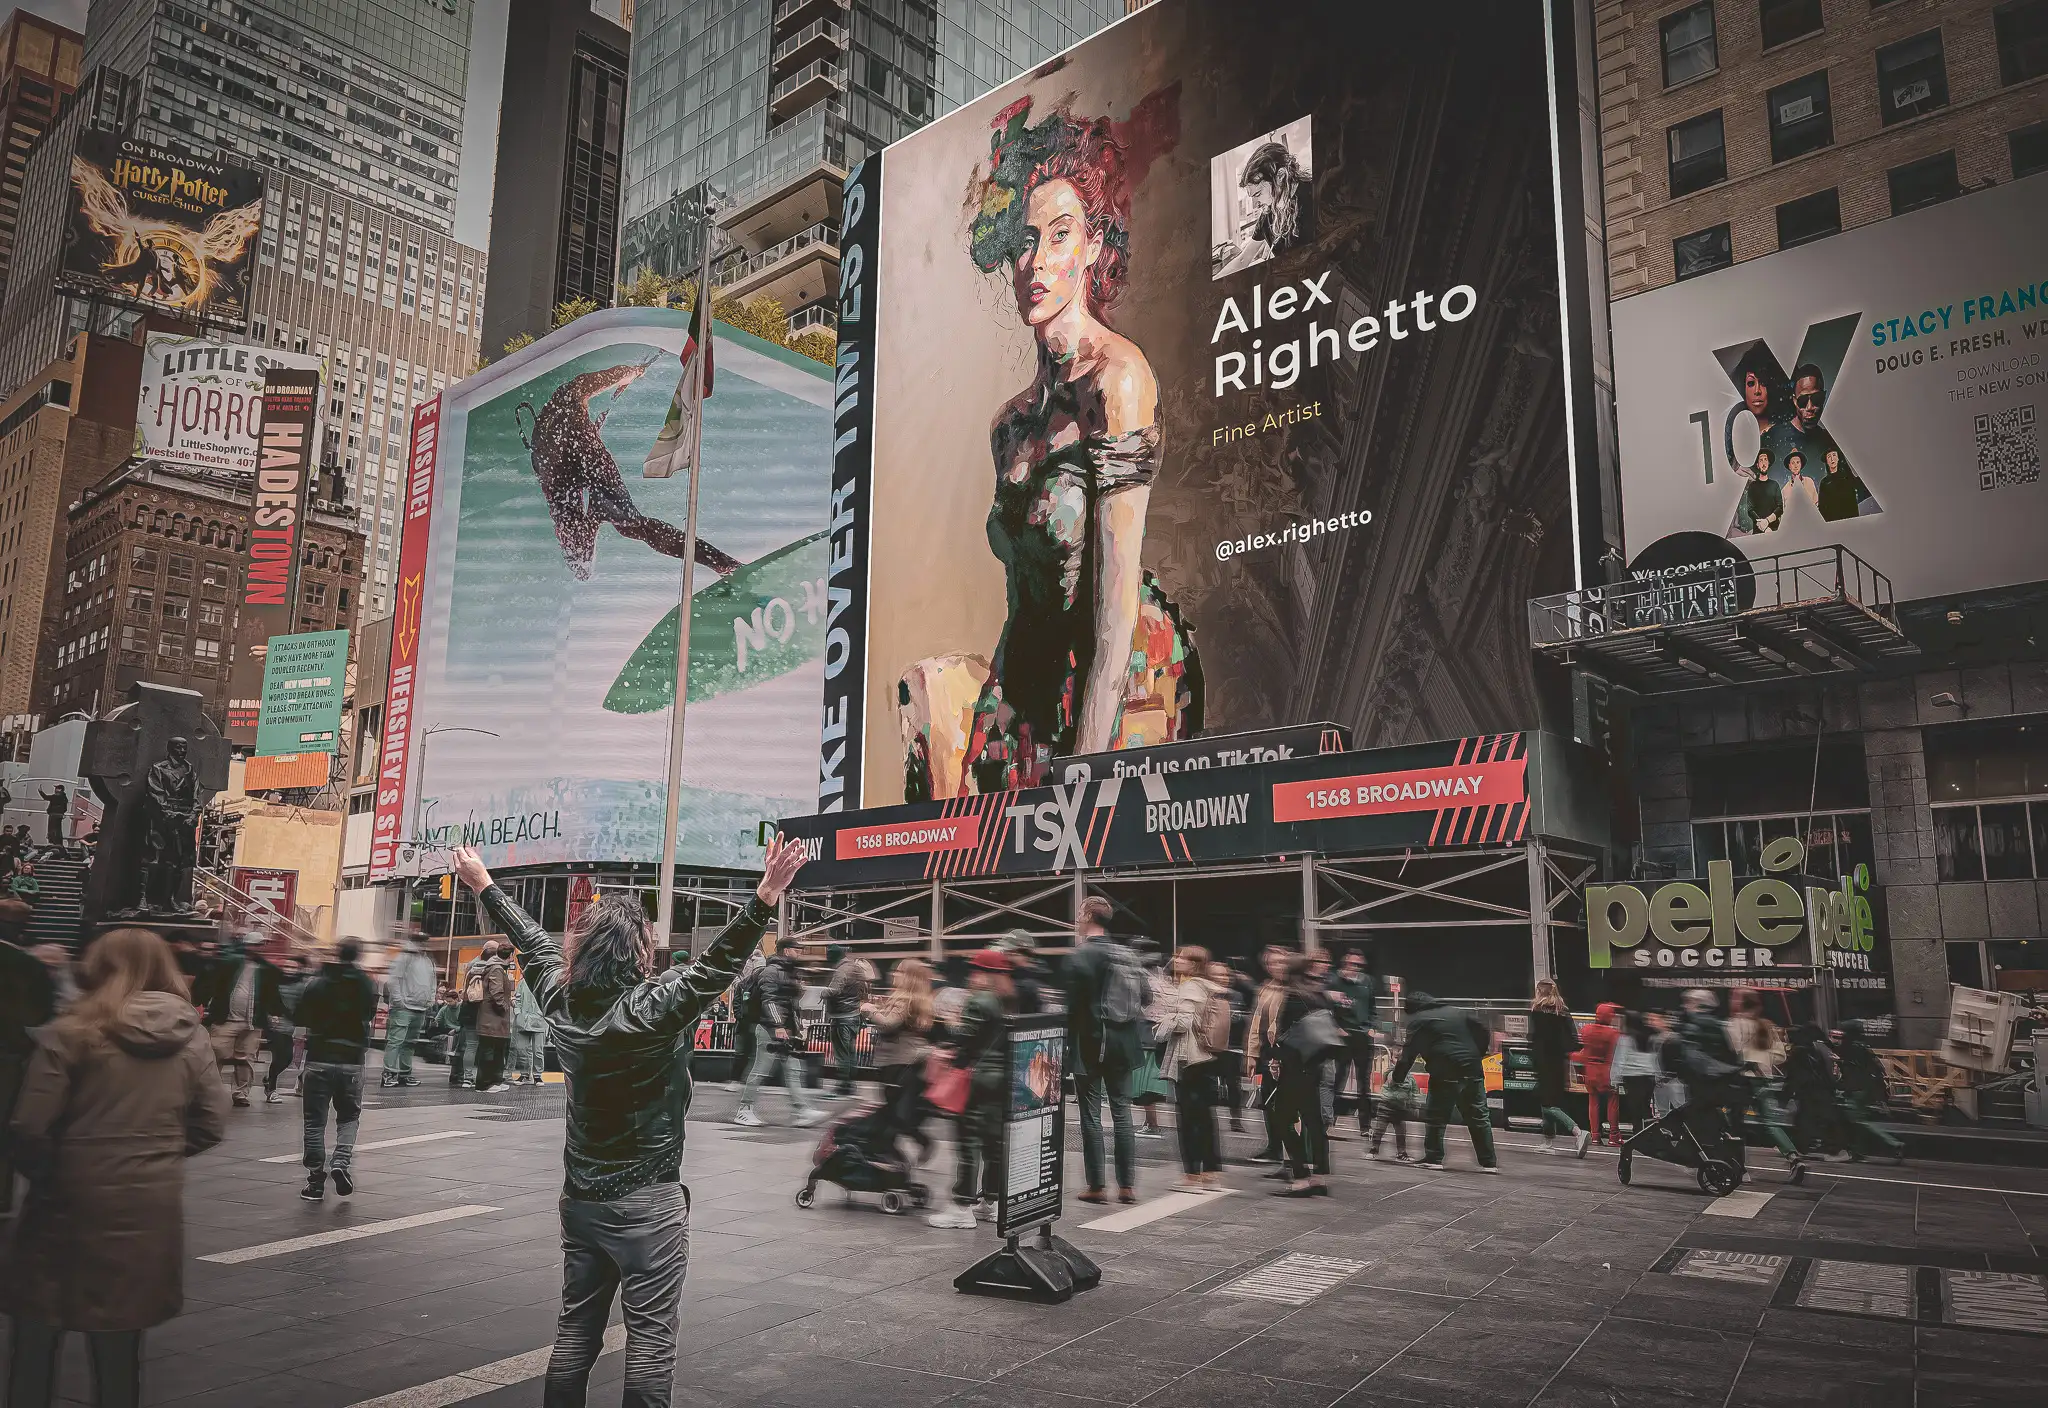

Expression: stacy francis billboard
xmin=779 ymin=732 xmax=1609 ymax=888
xmin=822 ymin=0 xmax=1609 ymax=814
xmin=1613 ymin=173 xmax=2048 ymax=603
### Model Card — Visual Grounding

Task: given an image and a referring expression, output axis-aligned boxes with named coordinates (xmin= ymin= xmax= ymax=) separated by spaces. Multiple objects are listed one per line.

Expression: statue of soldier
xmin=140 ymin=736 xmax=201 ymax=914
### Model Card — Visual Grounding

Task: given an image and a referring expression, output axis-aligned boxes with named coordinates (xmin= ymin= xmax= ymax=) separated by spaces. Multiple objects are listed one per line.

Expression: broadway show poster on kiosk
xmin=60 ymin=131 xmax=264 ymax=324
xmin=1612 ymin=173 xmax=2048 ymax=603
xmin=826 ymin=0 xmax=1596 ymax=812
xmin=371 ymin=309 xmax=831 ymax=876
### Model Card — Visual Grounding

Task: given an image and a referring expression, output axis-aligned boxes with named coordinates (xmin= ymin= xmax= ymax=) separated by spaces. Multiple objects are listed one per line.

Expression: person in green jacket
xmin=511 ymin=973 xmax=550 ymax=1084
xmin=928 ymin=949 xmax=1015 ymax=1229
xmin=1388 ymin=991 xmax=1499 ymax=1172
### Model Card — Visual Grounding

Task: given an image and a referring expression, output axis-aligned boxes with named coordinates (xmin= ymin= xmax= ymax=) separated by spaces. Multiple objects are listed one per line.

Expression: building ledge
xmin=1529 ymin=544 xmax=1919 ymax=694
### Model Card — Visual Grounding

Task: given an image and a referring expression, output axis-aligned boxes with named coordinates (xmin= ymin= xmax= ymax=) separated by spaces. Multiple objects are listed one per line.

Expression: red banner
xmin=1271 ymin=759 xmax=1527 ymax=824
xmin=835 ymin=813 xmax=981 ymax=861
xmin=369 ymin=395 xmax=441 ymax=880
xmin=230 ymin=866 xmax=298 ymax=960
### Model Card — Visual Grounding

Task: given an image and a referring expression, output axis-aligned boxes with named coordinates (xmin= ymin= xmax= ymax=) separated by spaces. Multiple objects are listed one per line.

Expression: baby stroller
xmin=1616 ymin=1098 xmax=1744 ymax=1196
xmin=794 ymin=1099 xmax=933 ymax=1215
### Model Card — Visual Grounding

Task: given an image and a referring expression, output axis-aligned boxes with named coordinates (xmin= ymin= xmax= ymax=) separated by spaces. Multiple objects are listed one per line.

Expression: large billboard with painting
xmin=369 ymin=308 xmax=831 ymax=877
xmin=1612 ymin=174 xmax=2047 ymax=603
xmin=824 ymin=0 xmax=1600 ymax=812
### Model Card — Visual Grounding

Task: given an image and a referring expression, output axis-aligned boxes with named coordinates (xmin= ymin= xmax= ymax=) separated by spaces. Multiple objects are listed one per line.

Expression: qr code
xmin=1976 ymin=405 xmax=2039 ymax=490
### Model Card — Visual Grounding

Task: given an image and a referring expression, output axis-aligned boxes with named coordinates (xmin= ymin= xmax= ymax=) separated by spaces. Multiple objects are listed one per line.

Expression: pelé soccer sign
xmin=1583 ymin=837 xmax=1876 ymax=972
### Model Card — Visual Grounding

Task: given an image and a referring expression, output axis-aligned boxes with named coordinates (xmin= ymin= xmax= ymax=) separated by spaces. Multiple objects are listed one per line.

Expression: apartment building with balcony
xmin=620 ymin=0 xmax=1124 ymax=342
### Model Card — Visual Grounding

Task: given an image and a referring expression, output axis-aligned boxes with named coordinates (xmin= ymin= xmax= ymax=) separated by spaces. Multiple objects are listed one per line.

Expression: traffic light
xmin=439 ymin=873 xmax=453 ymax=901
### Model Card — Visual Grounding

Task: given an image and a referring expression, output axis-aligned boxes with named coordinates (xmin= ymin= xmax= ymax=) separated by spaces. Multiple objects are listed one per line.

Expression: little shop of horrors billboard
xmin=823 ymin=0 xmax=1609 ymax=815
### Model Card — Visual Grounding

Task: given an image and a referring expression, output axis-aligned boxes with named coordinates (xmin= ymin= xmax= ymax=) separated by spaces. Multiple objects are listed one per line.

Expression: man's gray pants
xmin=545 ymin=1182 xmax=689 ymax=1408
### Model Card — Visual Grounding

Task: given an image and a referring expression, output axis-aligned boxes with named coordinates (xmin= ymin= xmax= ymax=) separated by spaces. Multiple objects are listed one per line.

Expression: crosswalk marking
xmin=1214 ymin=1252 xmax=1368 ymax=1305
xmin=257 ymin=1130 xmax=475 ymax=1163
xmin=1078 ymin=1188 xmax=1232 ymax=1232
xmin=344 ymin=1325 xmax=626 ymax=1407
xmin=199 ymin=1205 xmax=501 ymax=1264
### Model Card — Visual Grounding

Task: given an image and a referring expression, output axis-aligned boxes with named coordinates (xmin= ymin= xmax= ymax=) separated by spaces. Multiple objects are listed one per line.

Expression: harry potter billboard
xmin=824 ymin=0 xmax=1605 ymax=813
xmin=59 ymin=131 xmax=264 ymax=324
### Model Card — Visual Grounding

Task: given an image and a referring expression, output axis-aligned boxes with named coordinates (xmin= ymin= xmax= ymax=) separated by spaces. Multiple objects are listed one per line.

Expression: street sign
xmin=255 ymin=628 xmax=348 ymax=756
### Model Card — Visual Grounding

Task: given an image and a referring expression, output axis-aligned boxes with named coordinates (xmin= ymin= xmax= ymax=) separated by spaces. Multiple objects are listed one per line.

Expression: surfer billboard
xmin=367 ymin=307 xmax=831 ymax=878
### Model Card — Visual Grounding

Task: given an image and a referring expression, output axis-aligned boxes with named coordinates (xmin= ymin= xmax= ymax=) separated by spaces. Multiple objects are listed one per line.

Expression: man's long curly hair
xmin=563 ymin=892 xmax=655 ymax=998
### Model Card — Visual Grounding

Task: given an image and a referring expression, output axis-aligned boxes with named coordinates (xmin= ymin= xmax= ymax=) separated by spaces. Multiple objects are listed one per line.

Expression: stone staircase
xmin=21 ymin=853 xmax=87 ymax=948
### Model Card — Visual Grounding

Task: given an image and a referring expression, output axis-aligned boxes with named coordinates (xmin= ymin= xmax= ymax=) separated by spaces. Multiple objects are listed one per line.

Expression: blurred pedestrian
xmin=1611 ymin=1008 xmax=1661 ymax=1134
xmin=1129 ymin=938 xmax=1171 ymax=1138
xmin=734 ymin=946 xmax=820 ymax=1128
xmin=866 ymin=957 xmax=935 ymax=1163
xmin=1065 ymin=896 xmax=1144 ymax=1205
xmin=928 ymin=949 xmax=1013 ymax=1229
xmin=996 ymin=929 xmax=1046 ymax=1015
xmin=453 ymin=944 xmax=489 ymax=1088
xmin=1529 ymin=978 xmax=1589 ymax=1157
xmin=726 ymin=951 xmax=765 ymax=1091
xmin=1364 ymin=1065 xmax=1419 ymax=1162
xmin=1835 ymin=1020 xmax=1904 ymax=1162
xmin=1161 ymin=946 xmax=1225 ymax=1191
xmin=381 ymin=930 xmax=437 ymax=1088
xmin=821 ymin=943 xmax=875 ymax=1098
xmin=472 ymin=941 xmax=514 ymax=1093
xmin=1244 ymin=946 xmax=1290 ymax=1164
xmin=0 ymin=927 xmax=56 ymax=1217
xmin=1327 ymin=948 xmax=1378 ymax=1134
xmin=451 ymin=837 xmax=803 ymax=1408
xmin=261 ymin=956 xmax=310 ymax=1103
xmin=193 ymin=934 xmax=284 ymax=1108
xmin=1271 ymin=953 xmax=1341 ymax=1196
xmin=1208 ymin=959 xmax=1246 ymax=1133
xmin=1389 ymin=991 xmax=1499 ymax=1173
xmin=1783 ymin=1022 xmax=1840 ymax=1158
xmin=511 ymin=971 xmax=550 ymax=1084
xmin=295 ymin=939 xmax=377 ymax=1201
xmin=1673 ymin=989 xmax=1748 ymax=1174
xmin=3 ymin=928 xmax=227 ymax=1407
xmin=1579 ymin=1003 xmax=1621 ymax=1145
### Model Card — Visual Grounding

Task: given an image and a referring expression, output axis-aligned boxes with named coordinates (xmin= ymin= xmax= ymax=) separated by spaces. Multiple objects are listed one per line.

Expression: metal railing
xmin=788 ymin=303 xmax=836 ymax=334
xmin=1528 ymin=544 xmax=1897 ymax=647
xmin=195 ymin=868 xmax=325 ymax=951
xmin=771 ymin=57 xmax=845 ymax=107
xmin=773 ymin=0 xmax=845 ymax=26
xmin=772 ymin=17 xmax=846 ymax=68
xmin=713 ymin=220 xmax=835 ymax=287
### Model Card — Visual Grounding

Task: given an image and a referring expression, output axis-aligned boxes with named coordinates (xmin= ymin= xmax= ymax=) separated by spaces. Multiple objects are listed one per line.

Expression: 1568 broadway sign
xmin=1585 ymin=838 xmax=1875 ymax=971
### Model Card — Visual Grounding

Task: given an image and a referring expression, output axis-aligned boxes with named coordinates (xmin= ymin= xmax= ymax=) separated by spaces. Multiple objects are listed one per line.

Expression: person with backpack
xmin=1161 ymin=945 xmax=1227 ymax=1191
xmin=469 ymin=940 xmax=515 ymax=1092
xmin=1835 ymin=1020 xmax=1904 ymax=1162
xmin=734 ymin=947 xmax=821 ymax=1128
xmin=451 ymin=945 xmax=489 ymax=1088
xmin=1271 ymin=953 xmax=1343 ymax=1196
xmin=1782 ymin=1022 xmax=1841 ymax=1158
xmin=1674 ymin=989 xmax=1749 ymax=1174
xmin=1063 ymin=896 xmax=1145 ymax=1205
xmin=821 ymin=944 xmax=876 ymax=1099
xmin=927 ymin=949 xmax=1015 ymax=1228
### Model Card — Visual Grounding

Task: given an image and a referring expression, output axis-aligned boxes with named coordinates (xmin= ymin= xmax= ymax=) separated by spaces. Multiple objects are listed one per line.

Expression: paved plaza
xmin=9 ymin=1075 xmax=2048 ymax=1407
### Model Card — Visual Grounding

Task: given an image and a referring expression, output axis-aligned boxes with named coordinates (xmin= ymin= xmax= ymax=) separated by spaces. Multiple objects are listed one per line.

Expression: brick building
xmin=0 ymin=11 xmax=81 ymax=299
xmin=1595 ymin=0 xmax=2048 ymax=296
xmin=40 ymin=458 xmax=363 ymax=728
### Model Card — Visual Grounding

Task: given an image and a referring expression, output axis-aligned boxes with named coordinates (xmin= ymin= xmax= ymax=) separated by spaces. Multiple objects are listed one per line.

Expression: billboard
xmin=1613 ymin=174 xmax=2048 ymax=604
xmin=827 ymin=0 xmax=1590 ymax=812
xmin=255 ymin=628 xmax=348 ymax=757
xmin=224 ymin=368 xmax=323 ymax=746
xmin=370 ymin=308 xmax=832 ymax=878
xmin=136 ymin=335 xmax=324 ymax=475
xmin=60 ymin=131 xmax=264 ymax=324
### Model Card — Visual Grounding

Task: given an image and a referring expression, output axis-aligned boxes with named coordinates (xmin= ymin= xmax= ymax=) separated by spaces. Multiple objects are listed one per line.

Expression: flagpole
xmin=654 ymin=194 xmax=716 ymax=946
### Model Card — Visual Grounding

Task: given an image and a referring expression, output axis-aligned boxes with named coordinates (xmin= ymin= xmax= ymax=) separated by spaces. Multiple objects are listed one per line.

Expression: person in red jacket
xmin=1579 ymin=1003 xmax=1622 ymax=1146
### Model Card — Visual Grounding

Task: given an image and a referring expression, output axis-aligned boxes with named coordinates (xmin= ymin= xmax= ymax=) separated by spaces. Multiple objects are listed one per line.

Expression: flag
xmin=643 ymin=295 xmax=713 ymax=480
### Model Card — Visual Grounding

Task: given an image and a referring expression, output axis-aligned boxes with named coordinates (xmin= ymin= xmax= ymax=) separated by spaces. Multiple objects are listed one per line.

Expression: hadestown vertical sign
xmin=1583 ymin=838 xmax=1878 ymax=977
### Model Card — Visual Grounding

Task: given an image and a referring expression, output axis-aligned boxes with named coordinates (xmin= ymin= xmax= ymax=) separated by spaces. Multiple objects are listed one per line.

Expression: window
xmin=1927 ymin=720 xmax=2048 ymax=802
xmin=198 ymin=601 xmax=223 ymax=627
xmin=167 ymin=554 xmax=192 ymax=580
xmin=161 ymin=594 xmax=189 ymax=622
xmin=1691 ymin=813 xmax=1875 ymax=880
xmin=1667 ymin=110 xmax=1727 ymax=196
xmin=200 ymin=561 xmax=231 ymax=595
xmin=1767 ymin=70 xmax=1833 ymax=161
xmin=302 ymin=581 xmax=327 ymax=608
xmin=2013 ymin=121 xmax=2048 ymax=179
xmin=1995 ymin=0 xmax=2048 ymax=86
xmin=1759 ymin=0 xmax=1823 ymax=48
xmin=131 ymin=546 xmax=158 ymax=573
xmin=1888 ymin=150 xmax=1959 ymax=213
xmin=192 ymin=637 xmax=220 ymax=662
xmin=1776 ymin=188 xmax=1841 ymax=248
xmin=1934 ymin=804 xmax=2048 ymax=881
xmin=1673 ymin=223 xmax=1733 ymax=280
xmin=127 ymin=586 xmax=154 ymax=615
xmin=1876 ymin=30 xmax=1949 ymax=125
xmin=1691 ymin=741 xmax=1871 ymax=816
xmin=157 ymin=634 xmax=184 ymax=658
xmin=1661 ymin=4 xmax=1718 ymax=85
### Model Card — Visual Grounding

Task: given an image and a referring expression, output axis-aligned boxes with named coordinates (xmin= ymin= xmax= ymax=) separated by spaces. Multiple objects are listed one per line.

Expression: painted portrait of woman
xmin=898 ymin=96 xmax=1201 ymax=800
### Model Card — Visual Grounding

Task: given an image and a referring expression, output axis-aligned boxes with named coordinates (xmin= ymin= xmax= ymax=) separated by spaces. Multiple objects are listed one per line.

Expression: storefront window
xmin=1935 ymin=805 xmax=1984 ymax=881
xmin=1935 ymin=801 xmax=2048 ymax=880
xmin=1691 ymin=812 xmax=1873 ymax=878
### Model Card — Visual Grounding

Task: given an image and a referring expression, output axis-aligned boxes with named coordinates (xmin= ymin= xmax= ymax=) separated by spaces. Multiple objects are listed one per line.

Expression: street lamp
xmin=410 ymin=725 xmax=501 ymax=849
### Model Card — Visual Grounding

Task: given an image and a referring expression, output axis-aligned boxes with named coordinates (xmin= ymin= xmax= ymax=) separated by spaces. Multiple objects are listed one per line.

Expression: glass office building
xmin=82 ymin=0 xmax=473 ymax=232
xmin=621 ymin=0 xmax=1124 ymax=297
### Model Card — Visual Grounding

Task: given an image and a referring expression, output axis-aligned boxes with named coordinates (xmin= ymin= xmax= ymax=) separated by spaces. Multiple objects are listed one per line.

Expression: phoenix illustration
xmin=70 ymin=155 xmax=262 ymax=311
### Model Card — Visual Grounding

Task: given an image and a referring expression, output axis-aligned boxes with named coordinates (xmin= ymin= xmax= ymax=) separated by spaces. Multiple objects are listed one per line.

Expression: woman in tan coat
xmin=4 ymin=928 xmax=228 ymax=1408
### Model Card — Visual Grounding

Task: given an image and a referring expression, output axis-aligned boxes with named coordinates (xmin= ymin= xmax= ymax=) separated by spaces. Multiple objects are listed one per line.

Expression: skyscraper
xmin=0 ymin=12 xmax=81 ymax=300
xmin=483 ymin=0 xmax=632 ymax=357
xmin=619 ymin=0 xmax=1124 ymax=337
xmin=82 ymin=0 xmax=472 ymax=232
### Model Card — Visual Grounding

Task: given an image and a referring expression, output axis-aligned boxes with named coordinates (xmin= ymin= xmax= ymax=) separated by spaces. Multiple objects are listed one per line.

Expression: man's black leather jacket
xmin=480 ymin=884 xmax=771 ymax=1201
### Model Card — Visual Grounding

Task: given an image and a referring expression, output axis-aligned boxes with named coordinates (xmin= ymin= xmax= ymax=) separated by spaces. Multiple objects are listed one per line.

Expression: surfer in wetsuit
xmin=523 ymin=362 xmax=739 ymax=580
